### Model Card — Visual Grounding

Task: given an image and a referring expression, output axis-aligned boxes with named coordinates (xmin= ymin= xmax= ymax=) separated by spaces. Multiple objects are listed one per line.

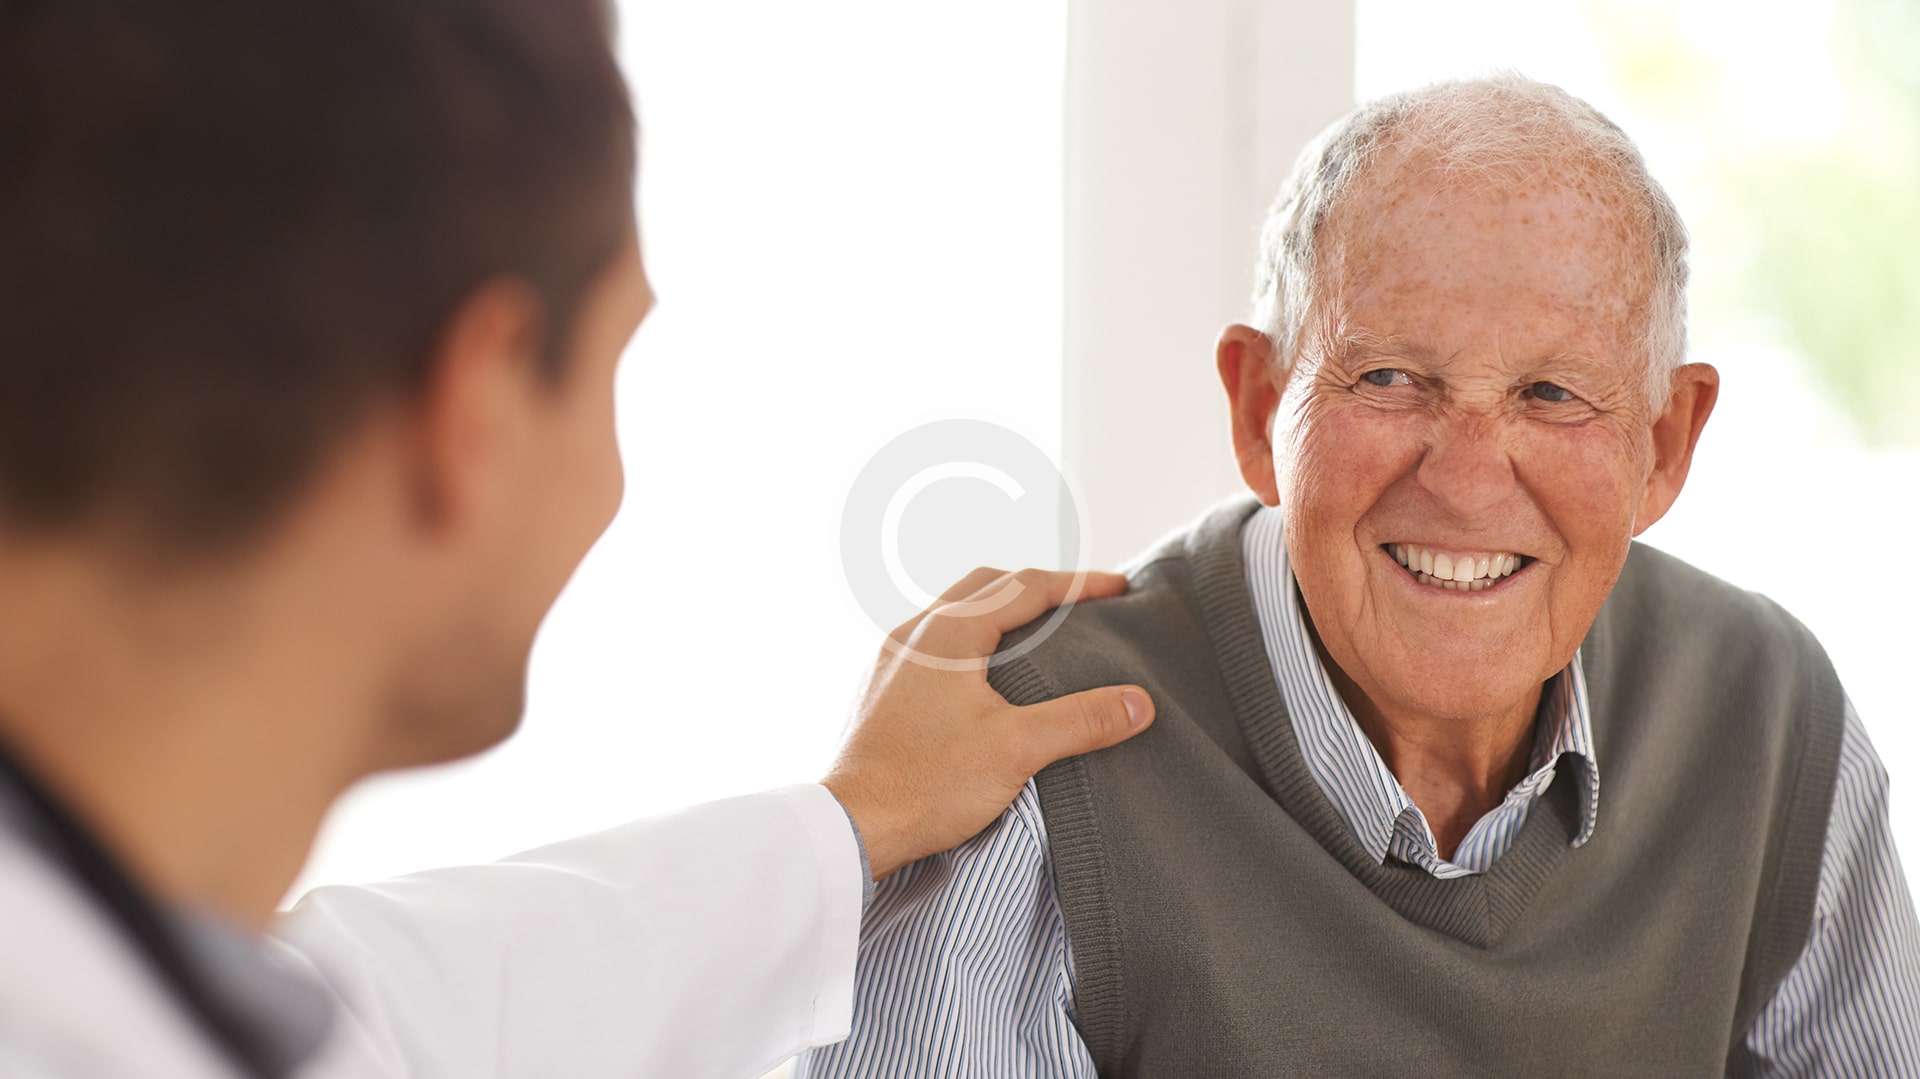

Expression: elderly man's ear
xmin=1633 ymin=362 xmax=1720 ymax=535
xmin=1217 ymin=324 xmax=1285 ymax=506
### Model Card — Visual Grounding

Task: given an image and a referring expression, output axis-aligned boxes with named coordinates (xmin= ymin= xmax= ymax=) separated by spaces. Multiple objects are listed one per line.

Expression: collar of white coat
xmin=0 ymin=746 xmax=335 ymax=1078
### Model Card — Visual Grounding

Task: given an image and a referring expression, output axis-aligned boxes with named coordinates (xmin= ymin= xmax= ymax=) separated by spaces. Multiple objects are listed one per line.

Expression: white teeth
xmin=1390 ymin=543 xmax=1526 ymax=591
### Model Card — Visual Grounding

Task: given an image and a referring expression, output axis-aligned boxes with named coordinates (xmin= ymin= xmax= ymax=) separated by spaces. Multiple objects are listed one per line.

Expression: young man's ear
xmin=412 ymin=279 xmax=548 ymax=533
xmin=1216 ymin=324 xmax=1284 ymax=506
xmin=1633 ymin=361 xmax=1719 ymax=535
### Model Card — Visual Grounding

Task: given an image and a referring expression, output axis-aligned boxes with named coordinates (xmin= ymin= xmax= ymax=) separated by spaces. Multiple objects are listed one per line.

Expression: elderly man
xmin=798 ymin=77 xmax=1920 ymax=1077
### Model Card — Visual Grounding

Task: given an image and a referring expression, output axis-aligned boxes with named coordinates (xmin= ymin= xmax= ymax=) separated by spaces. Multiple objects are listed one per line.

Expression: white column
xmin=1062 ymin=0 xmax=1356 ymax=568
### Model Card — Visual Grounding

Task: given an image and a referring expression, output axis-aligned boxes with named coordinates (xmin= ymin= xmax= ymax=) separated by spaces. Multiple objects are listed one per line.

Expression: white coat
xmin=0 ymin=784 xmax=863 ymax=1078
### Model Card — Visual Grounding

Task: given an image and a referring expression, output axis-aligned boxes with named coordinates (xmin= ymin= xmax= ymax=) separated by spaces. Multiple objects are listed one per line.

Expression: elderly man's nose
xmin=1414 ymin=421 xmax=1517 ymax=519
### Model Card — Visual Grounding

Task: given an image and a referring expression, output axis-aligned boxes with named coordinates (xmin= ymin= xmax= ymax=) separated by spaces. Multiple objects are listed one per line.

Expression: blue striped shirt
xmin=799 ymin=507 xmax=1920 ymax=1077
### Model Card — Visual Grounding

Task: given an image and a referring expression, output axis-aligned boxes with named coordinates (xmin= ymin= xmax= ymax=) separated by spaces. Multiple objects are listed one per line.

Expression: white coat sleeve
xmin=271 ymin=783 xmax=865 ymax=1079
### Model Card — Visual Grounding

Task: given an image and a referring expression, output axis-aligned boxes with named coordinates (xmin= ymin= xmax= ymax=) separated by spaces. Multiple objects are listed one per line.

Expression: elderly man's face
xmin=1220 ymin=163 xmax=1717 ymax=722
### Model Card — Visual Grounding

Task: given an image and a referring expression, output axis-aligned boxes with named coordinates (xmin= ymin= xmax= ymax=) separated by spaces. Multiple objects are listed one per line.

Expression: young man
xmin=0 ymin=3 xmax=1154 ymax=1075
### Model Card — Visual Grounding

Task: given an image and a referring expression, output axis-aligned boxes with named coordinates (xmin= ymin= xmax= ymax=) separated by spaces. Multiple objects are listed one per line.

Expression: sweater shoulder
xmin=1607 ymin=541 xmax=1830 ymax=671
xmin=987 ymin=551 xmax=1206 ymax=707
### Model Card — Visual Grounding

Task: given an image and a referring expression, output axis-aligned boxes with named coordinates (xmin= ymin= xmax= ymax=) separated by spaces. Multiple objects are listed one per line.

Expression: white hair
xmin=1250 ymin=74 xmax=1689 ymax=410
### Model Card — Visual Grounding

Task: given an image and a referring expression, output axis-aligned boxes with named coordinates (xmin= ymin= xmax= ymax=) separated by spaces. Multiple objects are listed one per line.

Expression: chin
xmin=450 ymin=701 xmax=527 ymax=760
xmin=378 ymin=677 xmax=529 ymax=772
xmin=1359 ymin=634 xmax=1547 ymax=720
xmin=443 ymin=687 xmax=529 ymax=761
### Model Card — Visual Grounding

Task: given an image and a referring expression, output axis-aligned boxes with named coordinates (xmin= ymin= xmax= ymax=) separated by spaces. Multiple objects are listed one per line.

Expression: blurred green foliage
xmin=1591 ymin=0 xmax=1920 ymax=445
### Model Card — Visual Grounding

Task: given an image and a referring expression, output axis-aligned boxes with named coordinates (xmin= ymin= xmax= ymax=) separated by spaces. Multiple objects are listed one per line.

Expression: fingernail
xmin=1122 ymin=689 xmax=1150 ymax=728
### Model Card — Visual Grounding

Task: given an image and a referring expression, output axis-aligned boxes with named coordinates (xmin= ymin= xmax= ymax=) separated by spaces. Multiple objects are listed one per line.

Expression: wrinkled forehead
xmin=1316 ymin=146 xmax=1656 ymax=358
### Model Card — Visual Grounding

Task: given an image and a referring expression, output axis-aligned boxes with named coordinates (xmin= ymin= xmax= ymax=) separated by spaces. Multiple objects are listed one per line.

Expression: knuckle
xmin=910 ymin=606 xmax=989 ymax=650
xmin=908 ymin=608 xmax=952 ymax=641
xmin=1073 ymin=696 xmax=1114 ymax=745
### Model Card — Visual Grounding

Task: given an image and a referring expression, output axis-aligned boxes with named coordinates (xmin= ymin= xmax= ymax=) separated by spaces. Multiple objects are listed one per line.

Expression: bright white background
xmin=298 ymin=0 xmax=1916 ymax=977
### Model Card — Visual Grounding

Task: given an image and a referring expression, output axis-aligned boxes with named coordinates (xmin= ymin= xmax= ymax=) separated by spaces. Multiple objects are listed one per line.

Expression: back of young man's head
xmin=0 ymin=0 xmax=635 ymax=553
xmin=0 ymin=1 xmax=648 ymax=765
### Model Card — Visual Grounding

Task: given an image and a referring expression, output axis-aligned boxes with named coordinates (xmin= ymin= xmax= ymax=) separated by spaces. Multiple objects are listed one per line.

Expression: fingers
xmin=938 ymin=566 xmax=1008 ymax=603
xmin=1014 ymin=685 xmax=1154 ymax=771
xmin=889 ymin=566 xmax=1006 ymax=642
xmin=955 ymin=568 xmax=1127 ymax=634
xmin=895 ymin=567 xmax=1129 ymax=655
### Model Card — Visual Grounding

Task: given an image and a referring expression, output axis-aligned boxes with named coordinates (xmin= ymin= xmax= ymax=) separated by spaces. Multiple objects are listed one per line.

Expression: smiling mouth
xmin=1381 ymin=543 xmax=1536 ymax=593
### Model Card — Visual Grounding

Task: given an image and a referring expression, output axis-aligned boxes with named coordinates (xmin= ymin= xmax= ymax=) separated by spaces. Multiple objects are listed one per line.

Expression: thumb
xmin=1016 ymin=686 xmax=1155 ymax=771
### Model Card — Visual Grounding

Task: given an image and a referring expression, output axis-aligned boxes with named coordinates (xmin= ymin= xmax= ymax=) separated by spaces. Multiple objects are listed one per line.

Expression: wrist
xmin=823 ymin=784 xmax=877 ymax=906
xmin=820 ymin=774 xmax=912 ymax=881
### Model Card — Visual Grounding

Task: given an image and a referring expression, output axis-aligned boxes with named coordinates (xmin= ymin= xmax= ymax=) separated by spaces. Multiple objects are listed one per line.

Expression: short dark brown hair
xmin=0 ymin=0 xmax=636 ymax=553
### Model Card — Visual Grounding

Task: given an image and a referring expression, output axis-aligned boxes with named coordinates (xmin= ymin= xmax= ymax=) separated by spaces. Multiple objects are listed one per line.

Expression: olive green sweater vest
xmin=988 ymin=499 xmax=1845 ymax=1077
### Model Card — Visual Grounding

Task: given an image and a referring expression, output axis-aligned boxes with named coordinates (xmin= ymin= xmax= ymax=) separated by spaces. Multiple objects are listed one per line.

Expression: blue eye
xmin=1528 ymin=381 xmax=1575 ymax=403
xmin=1361 ymin=369 xmax=1409 ymax=388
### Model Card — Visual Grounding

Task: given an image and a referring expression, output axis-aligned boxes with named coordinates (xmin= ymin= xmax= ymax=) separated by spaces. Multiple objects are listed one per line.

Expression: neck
xmin=0 ymin=537 xmax=379 ymax=930
xmin=1315 ymin=638 xmax=1541 ymax=861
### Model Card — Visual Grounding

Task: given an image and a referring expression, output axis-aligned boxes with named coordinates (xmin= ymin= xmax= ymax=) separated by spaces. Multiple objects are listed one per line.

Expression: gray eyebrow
xmin=1319 ymin=322 xmax=1435 ymax=366
xmin=1325 ymin=320 xmax=1617 ymax=378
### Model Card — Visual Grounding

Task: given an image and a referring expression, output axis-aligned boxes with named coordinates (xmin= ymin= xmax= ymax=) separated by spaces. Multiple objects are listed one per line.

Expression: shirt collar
xmin=1239 ymin=506 xmax=1600 ymax=869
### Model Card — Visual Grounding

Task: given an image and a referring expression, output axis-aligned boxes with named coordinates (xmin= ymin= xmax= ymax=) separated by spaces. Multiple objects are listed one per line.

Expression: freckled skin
xmin=1218 ymin=149 xmax=1719 ymax=852
xmin=1288 ymin=163 xmax=1652 ymax=722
